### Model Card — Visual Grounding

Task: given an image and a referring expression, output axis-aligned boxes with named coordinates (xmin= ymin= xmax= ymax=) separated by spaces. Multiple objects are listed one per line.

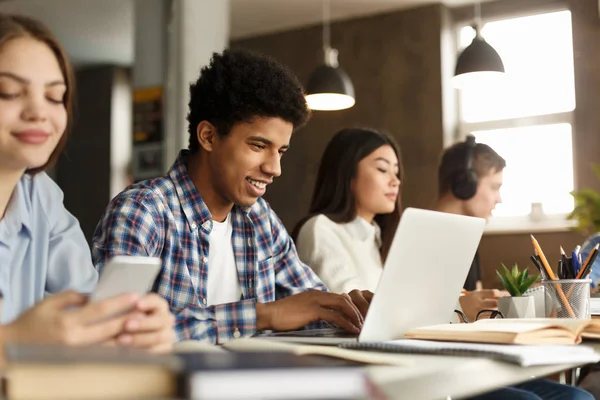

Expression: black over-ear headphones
xmin=450 ymin=135 xmax=478 ymax=200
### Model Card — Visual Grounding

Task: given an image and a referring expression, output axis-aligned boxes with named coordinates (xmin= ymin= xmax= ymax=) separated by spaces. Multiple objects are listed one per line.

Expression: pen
xmin=575 ymin=245 xmax=582 ymax=275
xmin=536 ymin=255 xmax=546 ymax=278
xmin=560 ymin=246 xmax=573 ymax=279
xmin=567 ymin=258 xmax=575 ymax=279
xmin=572 ymin=249 xmax=581 ymax=277
xmin=530 ymin=255 xmax=548 ymax=280
xmin=558 ymin=259 xmax=565 ymax=279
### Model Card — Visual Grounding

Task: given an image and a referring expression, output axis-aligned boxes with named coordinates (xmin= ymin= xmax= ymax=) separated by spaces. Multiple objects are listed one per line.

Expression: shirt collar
xmin=0 ymin=177 xmax=32 ymax=242
xmin=168 ymin=150 xmax=250 ymax=232
xmin=343 ymin=216 xmax=382 ymax=247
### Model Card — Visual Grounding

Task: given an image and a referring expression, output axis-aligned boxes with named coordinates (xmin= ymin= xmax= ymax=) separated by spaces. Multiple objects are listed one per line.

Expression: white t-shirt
xmin=295 ymin=214 xmax=383 ymax=293
xmin=206 ymin=214 xmax=242 ymax=306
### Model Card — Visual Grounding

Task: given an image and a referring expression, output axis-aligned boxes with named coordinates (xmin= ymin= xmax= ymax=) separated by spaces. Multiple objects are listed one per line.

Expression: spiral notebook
xmin=340 ymin=339 xmax=600 ymax=366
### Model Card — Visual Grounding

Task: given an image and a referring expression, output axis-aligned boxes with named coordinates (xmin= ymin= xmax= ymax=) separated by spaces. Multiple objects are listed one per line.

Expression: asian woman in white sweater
xmin=293 ymin=128 xmax=401 ymax=293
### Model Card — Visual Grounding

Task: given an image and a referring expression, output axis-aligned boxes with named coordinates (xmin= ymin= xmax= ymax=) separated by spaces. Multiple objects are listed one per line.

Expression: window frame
xmin=454 ymin=8 xmax=576 ymax=235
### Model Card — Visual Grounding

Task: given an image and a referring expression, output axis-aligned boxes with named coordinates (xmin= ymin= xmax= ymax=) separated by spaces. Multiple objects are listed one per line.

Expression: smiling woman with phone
xmin=0 ymin=13 xmax=173 ymax=351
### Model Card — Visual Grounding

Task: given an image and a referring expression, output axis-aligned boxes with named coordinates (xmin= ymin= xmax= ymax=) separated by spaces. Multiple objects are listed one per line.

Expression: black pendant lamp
xmin=305 ymin=0 xmax=355 ymax=111
xmin=453 ymin=2 xmax=505 ymax=90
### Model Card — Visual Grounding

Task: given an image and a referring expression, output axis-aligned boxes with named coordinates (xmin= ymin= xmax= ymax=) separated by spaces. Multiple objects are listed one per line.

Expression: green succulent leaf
xmin=496 ymin=263 xmax=539 ymax=297
xmin=496 ymin=269 xmax=520 ymax=296
xmin=517 ymin=267 xmax=527 ymax=287
xmin=521 ymin=275 xmax=539 ymax=293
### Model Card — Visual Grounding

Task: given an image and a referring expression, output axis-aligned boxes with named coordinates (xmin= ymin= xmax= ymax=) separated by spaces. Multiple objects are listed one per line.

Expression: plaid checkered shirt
xmin=92 ymin=150 xmax=327 ymax=344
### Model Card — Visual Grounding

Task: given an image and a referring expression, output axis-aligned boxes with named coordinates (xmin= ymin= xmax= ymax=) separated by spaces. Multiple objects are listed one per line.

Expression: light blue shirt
xmin=0 ymin=173 xmax=98 ymax=323
xmin=582 ymin=232 xmax=600 ymax=288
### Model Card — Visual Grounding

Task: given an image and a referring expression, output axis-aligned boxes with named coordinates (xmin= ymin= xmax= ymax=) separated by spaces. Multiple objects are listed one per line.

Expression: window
xmin=457 ymin=10 xmax=576 ymax=232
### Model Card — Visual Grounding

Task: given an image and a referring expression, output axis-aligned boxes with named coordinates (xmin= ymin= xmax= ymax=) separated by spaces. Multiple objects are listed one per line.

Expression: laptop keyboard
xmin=258 ymin=328 xmax=358 ymax=339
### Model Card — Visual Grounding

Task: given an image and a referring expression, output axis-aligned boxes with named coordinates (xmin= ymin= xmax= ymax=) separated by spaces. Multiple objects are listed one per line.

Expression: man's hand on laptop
xmin=347 ymin=289 xmax=373 ymax=318
xmin=256 ymin=290 xmax=364 ymax=334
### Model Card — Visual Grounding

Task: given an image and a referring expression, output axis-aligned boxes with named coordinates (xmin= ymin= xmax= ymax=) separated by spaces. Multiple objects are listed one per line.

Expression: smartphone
xmin=91 ymin=255 xmax=162 ymax=302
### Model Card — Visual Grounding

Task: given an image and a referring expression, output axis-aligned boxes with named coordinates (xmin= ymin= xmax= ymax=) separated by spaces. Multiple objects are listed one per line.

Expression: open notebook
xmin=226 ymin=336 xmax=599 ymax=368
xmin=401 ymin=318 xmax=600 ymax=345
xmin=224 ymin=338 xmax=413 ymax=366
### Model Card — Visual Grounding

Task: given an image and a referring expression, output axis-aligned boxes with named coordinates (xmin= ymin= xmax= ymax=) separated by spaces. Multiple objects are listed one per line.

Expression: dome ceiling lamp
xmin=305 ymin=0 xmax=355 ymax=111
xmin=453 ymin=2 xmax=505 ymax=90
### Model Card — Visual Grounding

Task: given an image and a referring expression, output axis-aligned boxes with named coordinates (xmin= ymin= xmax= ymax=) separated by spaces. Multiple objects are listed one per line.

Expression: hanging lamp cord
xmin=473 ymin=2 xmax=483 ymax=38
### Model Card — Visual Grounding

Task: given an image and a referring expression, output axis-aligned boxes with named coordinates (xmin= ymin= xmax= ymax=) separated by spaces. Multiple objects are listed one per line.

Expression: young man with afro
xmin=92 ymin=49 xmax=371 ymax=344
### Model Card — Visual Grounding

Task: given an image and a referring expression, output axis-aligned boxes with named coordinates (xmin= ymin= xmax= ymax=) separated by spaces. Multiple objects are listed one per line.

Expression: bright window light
xmin=457 ymin=10 xmax=576 ymax=223
xmin=459 ymin=11 xmax=575 ymax=123
xmin=472 ymin=124 xmax=574 ymax=217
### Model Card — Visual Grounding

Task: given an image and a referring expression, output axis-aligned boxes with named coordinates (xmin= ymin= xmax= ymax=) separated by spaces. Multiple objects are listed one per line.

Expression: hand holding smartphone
xmin=92 ymin=256 xmax=162 ymax=302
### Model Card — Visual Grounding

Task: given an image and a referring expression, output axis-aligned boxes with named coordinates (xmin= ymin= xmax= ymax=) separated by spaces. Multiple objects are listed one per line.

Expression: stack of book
xmin=3 ymin=343 xmax=370 ymax=400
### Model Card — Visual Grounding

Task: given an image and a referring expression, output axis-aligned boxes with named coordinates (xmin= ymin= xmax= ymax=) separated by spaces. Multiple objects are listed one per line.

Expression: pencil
xmin=530 ymin=235 xmax=556 ymax=280
xmin=531 ymin=234 xmax=576 ymax=318
xmin=576 ymin=244 xmax=600 ymax=279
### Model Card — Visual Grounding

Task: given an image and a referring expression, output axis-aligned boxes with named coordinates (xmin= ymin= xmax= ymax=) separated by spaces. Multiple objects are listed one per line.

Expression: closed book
xmin=4 ymin=344 xmax=181 ymax=400
xmin=178 ymin=351 xmax=368 ymax=400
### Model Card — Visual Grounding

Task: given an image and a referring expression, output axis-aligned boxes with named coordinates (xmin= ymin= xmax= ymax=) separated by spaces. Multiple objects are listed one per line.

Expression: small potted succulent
xmin=496 ymin=263 xmax=539 ymax=318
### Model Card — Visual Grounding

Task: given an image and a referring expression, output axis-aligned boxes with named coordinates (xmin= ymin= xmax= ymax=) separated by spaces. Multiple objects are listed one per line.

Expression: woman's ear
xmin=196 ymin=121 xmax=217 ymax=152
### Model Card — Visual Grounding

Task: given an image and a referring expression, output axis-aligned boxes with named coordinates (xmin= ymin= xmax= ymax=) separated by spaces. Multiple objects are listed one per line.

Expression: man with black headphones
xmin=435 ymin=136 xmax=594 ymax=400
xmin=436 ymin=135 xmax=505 ymax=291
xmin=436 ymin=135 xmax=505 ymax=320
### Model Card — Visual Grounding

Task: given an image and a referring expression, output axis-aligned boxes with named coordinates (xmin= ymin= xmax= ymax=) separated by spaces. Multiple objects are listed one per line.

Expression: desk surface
xmin=367 ymin=353 xmax=580 ymax=400
xmin=175 ymin=340 xmax=588 ymax=400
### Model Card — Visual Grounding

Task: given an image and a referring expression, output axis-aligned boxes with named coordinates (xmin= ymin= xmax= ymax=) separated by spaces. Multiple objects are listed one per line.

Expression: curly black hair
xmin=187 ymin=48 xmax=311 ymax=152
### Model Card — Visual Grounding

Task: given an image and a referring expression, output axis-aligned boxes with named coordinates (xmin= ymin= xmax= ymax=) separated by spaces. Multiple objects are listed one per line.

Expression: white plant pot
xmin=497 ymin=296 xmax=535 ymax=319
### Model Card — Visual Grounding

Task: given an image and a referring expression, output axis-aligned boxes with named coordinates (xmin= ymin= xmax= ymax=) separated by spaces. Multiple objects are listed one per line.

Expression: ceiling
xmin=0 ymin=0 xmax=481 ymax=67
xmin=230 ymin=0 xmax=480 ymax=39
xmin=0 ymin=0 xmax=135 ymax=66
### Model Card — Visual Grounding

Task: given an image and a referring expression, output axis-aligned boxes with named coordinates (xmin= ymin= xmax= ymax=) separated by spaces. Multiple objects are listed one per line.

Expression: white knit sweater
xmin=295 ymin=214 xmax=383 ymax=293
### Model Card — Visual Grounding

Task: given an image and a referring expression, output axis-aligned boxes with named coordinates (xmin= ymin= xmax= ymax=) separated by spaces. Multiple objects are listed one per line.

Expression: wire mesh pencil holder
xmin=542 ymin=279 xmax=591 ymax=319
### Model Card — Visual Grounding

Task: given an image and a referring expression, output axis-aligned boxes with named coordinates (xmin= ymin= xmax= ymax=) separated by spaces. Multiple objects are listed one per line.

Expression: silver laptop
xmin=255 ymin=207 xmax=486 ymax=344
